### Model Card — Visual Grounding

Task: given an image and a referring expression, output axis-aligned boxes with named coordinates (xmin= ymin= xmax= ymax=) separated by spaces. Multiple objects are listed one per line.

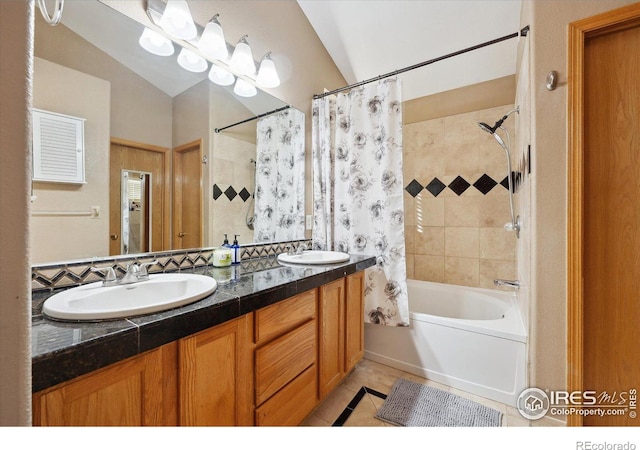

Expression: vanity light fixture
xmin=159 ymin=0 xmax=197 ymax=41
xmin=138 ymin=27 xmax=175 ymax=56
xmin=208 ymin=65 xmax=235 ymax=86
xmin=177 ymin=47 xmax=208 ymax=73
xmin=198 ymin=14 xmax=228 ymax=61
xmin=256 ymin=52 xmax=280 ymax=88
xmin=233 ymin=78 xmax=257 ymax=97
xmin=230 ymin=35 xmax=257 ymax=76
xmin=143 ymin=1 xmax=281 ymax=97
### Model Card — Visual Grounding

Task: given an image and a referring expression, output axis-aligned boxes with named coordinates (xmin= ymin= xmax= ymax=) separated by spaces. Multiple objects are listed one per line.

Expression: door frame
xmin=567 ymin=3 xmax=640 ymax=427
xmin=110 ymin=138 xmax=171 ymax=253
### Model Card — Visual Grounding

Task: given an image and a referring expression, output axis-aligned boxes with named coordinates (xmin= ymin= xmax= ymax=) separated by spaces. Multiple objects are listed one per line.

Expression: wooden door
xmin=109 ymin=138 xmax=171 ymax=255
xmin=318 ymin=278 xmax=345 ymax=400
xmin=568 ymin=3 xmax=640 ymax=427
xmin=33 ymin=344 xmax=178 ymax=426
xmin=178 ymin=315 xmax=253 ymax=426
xmin=173 ymin=140 xmax=203 ymax=250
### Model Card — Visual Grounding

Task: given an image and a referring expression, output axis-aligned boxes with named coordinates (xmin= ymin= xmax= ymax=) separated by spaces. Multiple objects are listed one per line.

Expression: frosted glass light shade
xmin=233 ymin=78 xmax=257 ymax=97
xmin=208 ymin=65 xmax=235 ymax=86
xmin=139 ymin=28 xmax=174 ymax=56
xmin=229 ymin=36 xmax=256 ymax=76
xmin=198 ymin=17 xmax=228 ymax=60
xmin=256 ymin=53 xmax=280 ymax=88
xmin=177 ymin=48 xmax=208 ymax=73
xmin=160 ymin=0 xmax=197 ymax=40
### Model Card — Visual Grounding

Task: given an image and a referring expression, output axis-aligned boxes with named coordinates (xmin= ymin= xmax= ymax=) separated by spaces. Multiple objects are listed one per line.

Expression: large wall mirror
xmin=31 ymin=0 xmax=305 ymax=265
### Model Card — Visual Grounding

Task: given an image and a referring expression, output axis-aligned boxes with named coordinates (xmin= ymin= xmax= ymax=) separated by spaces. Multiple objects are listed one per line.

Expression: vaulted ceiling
xmin=297 ymin=0 xmax=523 ymax=100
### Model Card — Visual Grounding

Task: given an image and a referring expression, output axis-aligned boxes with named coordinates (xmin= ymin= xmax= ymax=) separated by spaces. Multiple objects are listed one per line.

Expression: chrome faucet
xmin=90 ymin=266 xmax=118 ymax=287
xmin=286 ymin=243 xmax=307 ymax=256
xmin=91 ymin=261 xmax=158 ymax=287
xmin=494 ymin=279 xmax=520 ymax=289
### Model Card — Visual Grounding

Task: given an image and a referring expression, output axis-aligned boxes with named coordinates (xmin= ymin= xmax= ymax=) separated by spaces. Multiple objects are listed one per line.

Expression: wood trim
xmin=567 ymin=2 xmax=640 ymax=428
xmin=111 ymin=137 xmax=170 ymax=154
xmin=110 ymin=138 xmax=172 ymax=251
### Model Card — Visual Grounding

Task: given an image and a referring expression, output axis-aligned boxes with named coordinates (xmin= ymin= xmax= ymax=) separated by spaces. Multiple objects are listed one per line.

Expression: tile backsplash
xmin=31 ymin=239 xmax=311 ymax=292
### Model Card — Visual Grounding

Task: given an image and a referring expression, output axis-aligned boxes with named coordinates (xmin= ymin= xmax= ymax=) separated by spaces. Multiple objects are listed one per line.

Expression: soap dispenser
xmin=212 ymin=234 xmax=232 ymax=268
xmin=231 ymin=234 xmax=240 ymax=264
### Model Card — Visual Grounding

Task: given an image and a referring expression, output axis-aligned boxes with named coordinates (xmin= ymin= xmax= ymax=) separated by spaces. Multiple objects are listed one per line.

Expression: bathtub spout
xmin=494 ymin=279 xmax=520 ymax=289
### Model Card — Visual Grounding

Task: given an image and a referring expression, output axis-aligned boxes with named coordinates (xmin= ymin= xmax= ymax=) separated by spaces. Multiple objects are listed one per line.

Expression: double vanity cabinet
xmin=32 ymin=267 xmax=367 ymax=426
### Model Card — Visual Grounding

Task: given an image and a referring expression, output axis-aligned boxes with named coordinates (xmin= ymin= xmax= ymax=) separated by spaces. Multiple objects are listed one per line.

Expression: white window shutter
xmin=32 ymin=109 xmax=86 ymax=184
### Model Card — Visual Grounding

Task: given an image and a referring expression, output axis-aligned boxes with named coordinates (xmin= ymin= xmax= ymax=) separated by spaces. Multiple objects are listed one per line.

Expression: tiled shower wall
xmin=211 ymin=133 xmax=256 ymax=246
xmin=403 ymin=104 xmax=517 ymax=290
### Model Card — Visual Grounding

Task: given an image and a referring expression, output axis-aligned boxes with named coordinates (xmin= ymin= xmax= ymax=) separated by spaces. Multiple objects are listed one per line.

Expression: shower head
xmin=477 ymin=107 xmax=521 ymax=239
xmin=478 ymin=122 xmax=495 ymax=134
xmin=478 ymin=107 xmax=520 ymax=136
xmin=478 ymin=122 xmax=508 ymax=150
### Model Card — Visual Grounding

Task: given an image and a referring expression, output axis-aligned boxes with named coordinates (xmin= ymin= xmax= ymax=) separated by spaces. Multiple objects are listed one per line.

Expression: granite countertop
xmin=31 ymin=254 xmax=376 ymax=392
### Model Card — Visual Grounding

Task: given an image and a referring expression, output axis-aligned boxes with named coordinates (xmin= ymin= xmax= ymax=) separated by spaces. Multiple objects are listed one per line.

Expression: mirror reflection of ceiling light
xmin=233 ymin=78 xmax=258 ymax=98
xmin=177 ymin=48 xmax=208 ymax=73
xmin=142 ymin=1 xmax=280 ymax=98
xmin=159 ymin=0 xmax=197 ymax=40
xmin=256 ymin=52 xmax=280 ymax=88
xmin=138 ymin=27 xmax=175 ymax=56
xmin=198 ymin=15 xmax=228 ymax=61
xmin=208 ymin=65 xmax=235 ymax=86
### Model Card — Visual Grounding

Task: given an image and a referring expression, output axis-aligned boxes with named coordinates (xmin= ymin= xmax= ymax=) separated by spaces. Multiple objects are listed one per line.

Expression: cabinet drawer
xmin=255 ymin=320 xmax=316 ymax=405
xmin=255 ymin=364 xmax=318 ymax=426
xmin=255 ymin=289 xmax=316 ymax=345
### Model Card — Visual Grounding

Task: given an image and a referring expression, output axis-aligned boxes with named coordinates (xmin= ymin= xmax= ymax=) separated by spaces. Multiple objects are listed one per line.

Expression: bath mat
xmin=374 ymin=378 xmax=502 ymax=427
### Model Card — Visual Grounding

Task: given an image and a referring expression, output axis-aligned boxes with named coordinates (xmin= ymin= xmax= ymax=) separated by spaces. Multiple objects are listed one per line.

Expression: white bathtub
xmin=364 ymin=280 xmax=527 ymax=406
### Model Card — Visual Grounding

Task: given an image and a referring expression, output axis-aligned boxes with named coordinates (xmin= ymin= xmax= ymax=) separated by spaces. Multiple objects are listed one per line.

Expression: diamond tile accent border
xmin=473 ymin=174 xmax=498 ymax=195
xmin=448 ymin=176 xmax=471 ymax=196
xmin=213 ymin=184 xmax=253 ymax=202
xmin=404 ymin=173 xmax=522 ymax=198
xmin=405 ymin=179 xmax=423 ymax=197
xmin=32 ymin=239 xmax=311 ymax=292
xmin=425 ymin=178 xmax=447 ymax=197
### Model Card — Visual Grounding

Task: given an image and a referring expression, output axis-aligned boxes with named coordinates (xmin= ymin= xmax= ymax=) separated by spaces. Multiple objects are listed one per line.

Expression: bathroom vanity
xmin=31 ymin=253 xmax=374 ymax=426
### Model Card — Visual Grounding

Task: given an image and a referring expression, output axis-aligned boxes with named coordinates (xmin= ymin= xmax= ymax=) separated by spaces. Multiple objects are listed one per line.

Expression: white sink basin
xmin=43 ymin=273 xmax=217 ymax=321
xmin=277 ymin=250 xmax=350 ymax=265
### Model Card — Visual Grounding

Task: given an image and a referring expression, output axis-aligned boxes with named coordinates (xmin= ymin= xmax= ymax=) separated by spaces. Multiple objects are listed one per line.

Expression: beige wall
xmin=31 ymin=58 xmax=111 ymax=263
xmin=404 ymin=104 xmax=517 ymax=290
xmin=520 ymin=0 xmax=638 ymax=424
xmin=0 ymin=0 xmax=32 ymax=426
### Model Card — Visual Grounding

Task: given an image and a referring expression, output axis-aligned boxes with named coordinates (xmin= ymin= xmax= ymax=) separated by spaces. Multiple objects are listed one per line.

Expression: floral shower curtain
xmin=312 ymin=78 xmax=409 ymax=327
xmin=254 ymin=108 xmax=306 ymax=242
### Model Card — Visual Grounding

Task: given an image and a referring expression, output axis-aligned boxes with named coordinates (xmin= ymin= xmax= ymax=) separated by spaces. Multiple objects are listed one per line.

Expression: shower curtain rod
xmin=313 ymin=25 xmax=530 ymax=100
xmin=214 ymin=105 xmax=292 ymax=133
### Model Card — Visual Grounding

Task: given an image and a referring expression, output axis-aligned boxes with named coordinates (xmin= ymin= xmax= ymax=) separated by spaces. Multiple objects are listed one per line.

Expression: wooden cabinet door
xmin=33 ymin=344 xmax=177 ymax=426
xmin=318 ymin=278 xmax=345 ymax=400
xmin=345 ymin=271 xmax=365 ymax=373
xmin=179 ymin=314 xmax=253 ymax=426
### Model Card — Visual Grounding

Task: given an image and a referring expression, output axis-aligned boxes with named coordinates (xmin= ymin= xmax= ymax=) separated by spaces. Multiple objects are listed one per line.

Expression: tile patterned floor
xmin=301 ymin=358 xmax=535 ymax=427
